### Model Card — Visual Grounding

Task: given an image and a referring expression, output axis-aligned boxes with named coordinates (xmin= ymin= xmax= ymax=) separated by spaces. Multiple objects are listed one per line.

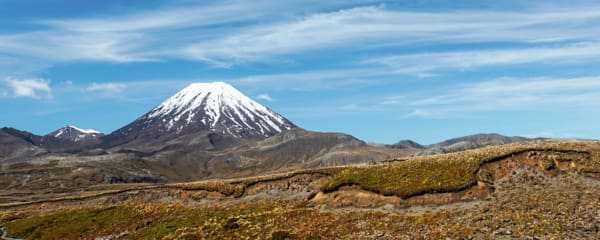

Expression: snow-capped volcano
xmin=48 ymin=125 xmax=103 ymax=142
xmin=146 ymin=82 xmax=293 ymax=136
xmin=103 ymin=82 xmax=295 ymax=148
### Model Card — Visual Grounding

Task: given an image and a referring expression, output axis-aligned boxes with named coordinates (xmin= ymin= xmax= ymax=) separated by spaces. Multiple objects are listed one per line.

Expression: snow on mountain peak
xmin=51 ymin=125 xmax=103 ymax=142
xmin=144 ymin=81 xmax=293 ymax=137
xmin=64 ymin=125 xmax=101 ymax=134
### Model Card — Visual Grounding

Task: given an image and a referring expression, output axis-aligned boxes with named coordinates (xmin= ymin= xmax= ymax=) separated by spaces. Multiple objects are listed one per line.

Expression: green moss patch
xmin=321 ymin=157 xmax=480 ymax=198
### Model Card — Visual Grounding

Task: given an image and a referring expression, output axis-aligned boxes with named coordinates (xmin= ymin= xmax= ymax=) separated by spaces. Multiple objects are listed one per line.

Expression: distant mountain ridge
xmin=0 ymin=127 xmax=97 ymax=162
xmin=388 ymin=133 xmax=539 ymax=156
xmin=0 ymin=127 xmax=86 ymax=149
xmin=432 ymin=133 xmax=530 ymax=147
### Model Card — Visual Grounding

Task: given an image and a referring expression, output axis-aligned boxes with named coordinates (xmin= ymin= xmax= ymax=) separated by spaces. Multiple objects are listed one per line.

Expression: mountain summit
xmin=146 ymin=82 xmax=293 ymax=137
xmin=102 ymin=82 xmax=295 ymax=149
xmin=47 ymin=125 xmax=103 ymax=142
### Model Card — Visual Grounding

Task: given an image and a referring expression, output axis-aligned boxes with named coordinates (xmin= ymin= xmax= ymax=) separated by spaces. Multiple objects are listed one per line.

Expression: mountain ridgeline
xmin=386 ymin=133 xmax=539 ymax=155
xmin=0 ymin=82 xmax=541 ymax=190
xmin=1 ymin=82 xmax=407 ymax=190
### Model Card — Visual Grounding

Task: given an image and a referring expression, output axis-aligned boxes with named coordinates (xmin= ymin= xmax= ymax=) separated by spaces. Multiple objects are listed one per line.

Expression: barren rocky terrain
xmin=0 ymin=140 xmax=598 ymax=239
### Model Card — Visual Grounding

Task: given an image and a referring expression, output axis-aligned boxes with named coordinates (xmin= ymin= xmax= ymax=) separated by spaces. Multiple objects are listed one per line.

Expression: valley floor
xmin=1 ymin=141 xmax=599 ymax=239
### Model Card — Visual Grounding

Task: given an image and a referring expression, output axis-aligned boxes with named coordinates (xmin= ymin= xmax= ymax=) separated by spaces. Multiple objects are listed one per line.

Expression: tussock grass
xmin=321 ymin=157 xmax=479 ymax=197
xmin=1 ymin=206 xmax=139 ymax=239
xmin=3 ymin=141 xmax=599 ymax=209
xmin=320 ymin=140 xmax=600 ymax=197
xmin=0 ymin=203 xmax=297 ymax=240
xmin=1 ymin=141 xmax=599 ymax=239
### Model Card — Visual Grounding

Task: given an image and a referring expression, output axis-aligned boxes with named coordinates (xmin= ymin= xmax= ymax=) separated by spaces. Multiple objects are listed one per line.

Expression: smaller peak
xmin=62 ymin=125 xmax=101 ymax=134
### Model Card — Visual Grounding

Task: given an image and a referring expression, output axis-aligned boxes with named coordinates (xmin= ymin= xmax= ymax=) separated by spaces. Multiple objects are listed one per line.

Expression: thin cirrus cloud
xmin=2 ymin=77 xmax=52 ymax=99
xmin=2 ymin=31 xmax=154 ymax=63
xmin=41 ymin=2 xmax=265 ymax=32
xmin=84 ymin=82 xmax=126 ymax=93
xmin=39 ymin=0 xmax=363 ymax=33
xmin=362 ymin=42 xmax=600 ymax=76
xmin=0 ymin=1 xmax=275 ymax=65
xmin=234 ymin=68 xmax=382 ymax=91
xmin=2 ymin=4 xmax=600 ymax=67
xmin=180 ymin=6 xmax=600 ymax=63
xmin=393 ymin=76 xmax=600 ymax=118
xmin=1 ymin=1 xmax=380 ymax=65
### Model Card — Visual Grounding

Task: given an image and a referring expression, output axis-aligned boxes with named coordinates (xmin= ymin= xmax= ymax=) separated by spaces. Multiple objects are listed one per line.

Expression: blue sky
xmin=2 ymin=0 xmax=600 ymax=144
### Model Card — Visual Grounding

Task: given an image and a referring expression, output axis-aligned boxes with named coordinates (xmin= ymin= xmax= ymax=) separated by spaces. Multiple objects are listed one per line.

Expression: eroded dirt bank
xmin=1 ymin=141 xmax=599 ymax=239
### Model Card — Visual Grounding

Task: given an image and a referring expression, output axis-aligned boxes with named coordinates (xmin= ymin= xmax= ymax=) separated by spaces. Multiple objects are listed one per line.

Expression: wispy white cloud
xmin=41 ymin=2 xmax=266 ymax=32
xmin=233 ymin=68 xmax=383 ymax=91
xmin=255 ymin=94 xmax=274 ymax=101
xmin=0 ymin=31 xmax=155 ymax=63
xmin=182 ymin=6 xmax=600 ymax=63
xmin=2 ymin=77 xmax=52 ymax=99
xmin=0 ymin=1 xmax=284 ymax=65
xmin=3 ymin=4 xmax=600 ymax=67
xmin=363 ymin=42 xmax=600 ymax=76
xmin=84 ymin=82 xmax=126 ymax=93
xmin=398 ymin=76 xmax=600 ymax=117
xmin=40 ymin=0 xmax=368 ymax=33
xmin=404 ymin=109 xmax=451 ymax=119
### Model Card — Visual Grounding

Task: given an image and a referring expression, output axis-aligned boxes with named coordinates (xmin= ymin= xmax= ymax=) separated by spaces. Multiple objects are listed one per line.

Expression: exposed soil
xmin=1 ymin=144 xmax=599 ymax=239
xmin=1 ymin=149 xmax=598 ymax=210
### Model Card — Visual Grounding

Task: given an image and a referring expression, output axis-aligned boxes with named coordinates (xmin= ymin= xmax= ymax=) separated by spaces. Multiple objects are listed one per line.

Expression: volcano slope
xmin=1 ymin=140 xmax=599 ymax=239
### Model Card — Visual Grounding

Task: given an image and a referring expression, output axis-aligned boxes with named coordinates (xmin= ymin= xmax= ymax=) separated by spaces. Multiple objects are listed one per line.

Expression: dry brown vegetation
xmin=1 ymin=140 xmax=599 ymax=239
xmin=320 ymin=140 xmax=600 ymax=198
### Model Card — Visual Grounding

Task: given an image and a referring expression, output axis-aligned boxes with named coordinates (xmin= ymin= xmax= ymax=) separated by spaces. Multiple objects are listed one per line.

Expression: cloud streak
xmin=42 ymin=2 xmax=266 ymax=32
xmin=363 ymin=42 xmax=600 ymax=76
xmin=233 ymin=68 xmax=386 ymax=91
xmin=2 ymin=3 xmax=600 ymax=68
xmin=397 ymin=76 xmax=600 ymax=117
xmin=0 ymin=0 xmax=280 ymax=66
xmin=181 ymin=6 xmax=600 ymax=63
xmin=84 ymin=82 xmax=126 ymax=93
